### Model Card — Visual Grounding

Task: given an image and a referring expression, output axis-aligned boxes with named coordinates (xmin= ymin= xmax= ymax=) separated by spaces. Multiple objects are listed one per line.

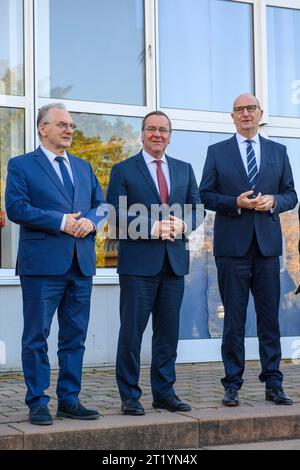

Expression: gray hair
xmin=37 ymin=102 xmax=67 ymax=131
xmin=141 ymin=110 xmax=172 ymax=133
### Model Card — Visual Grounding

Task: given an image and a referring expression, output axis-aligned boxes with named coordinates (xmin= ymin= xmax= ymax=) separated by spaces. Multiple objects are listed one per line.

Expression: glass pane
xmin=171 ymin=132 xmax=300 ymax=340
xmin=267 ymin=7 xmax=300 ymax=117
xmin=37 ymin=0 xmax=145 ymax=105
xmin=158 ymin=0 xmax=254 ymax=112
xmin=0 ymin=0 xmax=24 ymax=95
xmin=168 ymin=131 xmax=232 ymax=339
xmin=269 ymin=137 xmax=300 ymax=337
xmin=0 ymin=107 xmax=24 ymax=268
xmin=69 ymin=113 xmax=142 ymax=268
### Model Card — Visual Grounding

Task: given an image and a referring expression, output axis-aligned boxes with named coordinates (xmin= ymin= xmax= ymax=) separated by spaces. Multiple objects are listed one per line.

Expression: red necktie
xmin=153 ymin=160 xmax=168 ymax=204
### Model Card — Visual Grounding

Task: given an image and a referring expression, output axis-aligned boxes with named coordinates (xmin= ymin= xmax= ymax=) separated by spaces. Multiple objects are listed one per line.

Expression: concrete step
xmin=205 ymin=439 xmax=300 ymax=450
xmin=2 ymin=404 xmax=300 ymax=450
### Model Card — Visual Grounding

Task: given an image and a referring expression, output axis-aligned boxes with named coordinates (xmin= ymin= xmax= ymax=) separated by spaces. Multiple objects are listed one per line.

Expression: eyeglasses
xmin=43 ymin=121 xmax=77 ymax=131
xmin=143 ymin=126 xmax=171 ymax=135
xmin=233 ymin=105 xmax=260 ymax=114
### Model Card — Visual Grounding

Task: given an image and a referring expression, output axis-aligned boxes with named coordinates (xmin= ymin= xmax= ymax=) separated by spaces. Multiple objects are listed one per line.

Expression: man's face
xmin=231 ymin=95 xmax=263 ymax=137
xmin=39 ymin=108 xmax=75 ymax=153
xmin=141 ymin=115 xmax=171 ymax=159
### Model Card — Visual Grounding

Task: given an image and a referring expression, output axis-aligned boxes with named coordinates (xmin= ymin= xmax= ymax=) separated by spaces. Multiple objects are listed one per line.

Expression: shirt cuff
xmin=60 ymin=214 xmax=66 ymax=232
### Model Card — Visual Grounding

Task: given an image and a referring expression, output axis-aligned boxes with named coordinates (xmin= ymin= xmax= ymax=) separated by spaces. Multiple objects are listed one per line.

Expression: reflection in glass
xmin=69 ymin=113 xmax=142 ymax=268
xmin=37 ymin=0 xmax=145 ymax=105
xmin=0 ymin=0 xmax=24 ymax=95
xmin=269 ymin=137 xmax=300 ymax=337
xmin=268 ymin=7 xmax=300 ymax=118
xmin=0 ymin=108 xmax=24 ymax=268
xmin=168 ymin=130 xmax=232 ymax=340
xmin=158 ymin=0 xmax=254 ymax=112
xmin=171 ymin=132 xmax=300 ymax=340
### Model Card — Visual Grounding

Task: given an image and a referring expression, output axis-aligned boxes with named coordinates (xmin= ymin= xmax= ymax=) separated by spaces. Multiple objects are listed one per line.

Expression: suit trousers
xmin=216 ymin=235 xmax=283 ymax=391
xmin=117 ymin=255 xmax=184 ymax=401
xmin=20 ymin=253 xmax=92 ymax=408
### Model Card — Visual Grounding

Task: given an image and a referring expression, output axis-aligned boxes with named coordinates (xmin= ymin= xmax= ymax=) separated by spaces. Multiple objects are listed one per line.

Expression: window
xmin=0 ymin=107 xmax=24 ymax=268
xmin=268 ymin=137 xmax=300 ymax=336
xmin=267 ymin=6 xmax=300 ymax=117
xmin=169 ymin=130 xmax=232 ymax=339
xmin=36 ymin=0 xmax=145 ymax=105
xmin=69 ymin=113 xmax=142 ymax=267
xmin=158 ymin=0 xmax=254 ymax=112
xmin=0 ymin=0 xmax=24 ymax=96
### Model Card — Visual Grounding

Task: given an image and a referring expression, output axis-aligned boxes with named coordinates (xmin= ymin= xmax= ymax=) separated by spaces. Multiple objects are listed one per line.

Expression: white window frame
xmin=1 ymin=0 xmax=300 ymax=285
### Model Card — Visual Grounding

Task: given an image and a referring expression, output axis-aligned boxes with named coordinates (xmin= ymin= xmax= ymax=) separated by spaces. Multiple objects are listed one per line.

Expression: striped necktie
xmin=246 ymin=139 xmax=258 ymax=189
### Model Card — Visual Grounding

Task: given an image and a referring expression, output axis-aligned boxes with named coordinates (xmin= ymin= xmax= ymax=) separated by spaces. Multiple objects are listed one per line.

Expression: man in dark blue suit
xmin=107 ymin=111 xmax=201 ymax=415
xmin=200 ymin=94 xmax=297 ymax=406
xmin=5 ymin=103 xmax=107 ymax=424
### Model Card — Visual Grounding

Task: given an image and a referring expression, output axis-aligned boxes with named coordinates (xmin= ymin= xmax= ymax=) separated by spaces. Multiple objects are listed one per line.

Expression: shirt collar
xmin=40 ymin=144 xmax=69 ymax=164
xmin=142 ymin=149 xmax=167 ymax=165
xmin=236 ymin=132 xmax=260 ymax=145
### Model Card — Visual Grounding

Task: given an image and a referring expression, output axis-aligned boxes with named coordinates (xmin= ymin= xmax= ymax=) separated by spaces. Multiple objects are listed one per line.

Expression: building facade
xmin=1 ymin=0 xmax=300 ymax=370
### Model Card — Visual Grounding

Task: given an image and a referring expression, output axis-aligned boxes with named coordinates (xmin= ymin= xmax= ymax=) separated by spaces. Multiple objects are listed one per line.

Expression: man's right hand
xmin=63 ymin=212 xmax=81 ymax=236
xmin=152 ymin=219 xmax=175 ymax=242
xmin=237 ymin=191 xmax=261 ymax=209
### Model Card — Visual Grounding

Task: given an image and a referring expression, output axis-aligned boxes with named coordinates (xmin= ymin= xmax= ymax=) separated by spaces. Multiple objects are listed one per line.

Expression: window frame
xmin=1 ymin=0 xmax=300 ymax=281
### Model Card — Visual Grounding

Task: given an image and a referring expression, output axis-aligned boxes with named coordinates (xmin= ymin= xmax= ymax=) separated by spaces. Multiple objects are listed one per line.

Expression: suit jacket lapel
xmin=230 ymin=135 xmax=251 ymax=187
xmin=167 ymin=155 xmax=176 ymax=204
xmin=135 ymin=152 xmax=161 ymax=203
xmin=34 ymin=147 xmax=72 ymax=202
xmin=68 ymin=153 xmax=80 ymax=206
xmin=256 ymin=135 xmax=269 ymax=187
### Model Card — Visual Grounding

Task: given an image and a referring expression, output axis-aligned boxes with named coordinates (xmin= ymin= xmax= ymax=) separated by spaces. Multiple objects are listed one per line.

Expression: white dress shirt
xmin=235 ymin=132 xmax=261 ymax=173
xmin=40 ymin=145 xmax=74 ymax=231
xmin=142 ymin=150 xmax=171 ymax=195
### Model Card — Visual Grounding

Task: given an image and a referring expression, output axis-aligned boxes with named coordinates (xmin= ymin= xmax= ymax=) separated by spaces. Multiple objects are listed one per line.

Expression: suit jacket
xmin=106 ymin=151 xmax=201 ymax=276
xmin=5 ymin=147 xmax=107 ymax=276
xmin=199 ymin=135 xmax=297 ymax=257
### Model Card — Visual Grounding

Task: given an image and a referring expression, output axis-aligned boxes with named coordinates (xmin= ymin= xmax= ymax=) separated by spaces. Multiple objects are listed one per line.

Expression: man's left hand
xmin=254 ymin=195 xmax=275 ymax=212
xmin=73 ymin=218 xmax=95 ymax=238
xmin=169 ymin=215 xmax=185 ymax=239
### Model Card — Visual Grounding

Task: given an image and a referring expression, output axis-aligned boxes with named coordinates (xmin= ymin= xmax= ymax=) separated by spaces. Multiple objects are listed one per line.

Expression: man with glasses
xmin=5 ymin=103 xmax=107 ymax=425
xmin=107 ymin=111 xmax=201 ymax=415
xmin=199 ymin=93 xmax=297 ymax=406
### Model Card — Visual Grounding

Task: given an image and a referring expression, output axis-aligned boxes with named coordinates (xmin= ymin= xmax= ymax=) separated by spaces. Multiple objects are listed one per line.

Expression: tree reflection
xmin=70 ymin=115 xmax=141 ymax=268
xmin=0 ymin=62 xmax=23 ymax=95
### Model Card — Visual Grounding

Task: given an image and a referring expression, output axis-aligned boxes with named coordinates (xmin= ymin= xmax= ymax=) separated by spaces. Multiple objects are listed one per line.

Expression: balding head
xmin=231 ymin=93 xmax=263 ymax=138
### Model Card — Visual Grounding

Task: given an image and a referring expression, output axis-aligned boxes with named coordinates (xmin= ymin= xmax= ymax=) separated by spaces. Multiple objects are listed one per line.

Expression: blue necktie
xmin=55 ymin=156 xmax=74 ymax=201
xmin=246 ymin=139 xmax=258 ymax=189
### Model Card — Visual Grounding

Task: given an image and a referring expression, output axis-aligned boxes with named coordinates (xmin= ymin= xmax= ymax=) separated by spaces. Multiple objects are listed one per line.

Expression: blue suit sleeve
xmin=199 ymin=146 xmax=239 ymax=216
xmin=184 ymin=164 xmax=204 ymax=235
xmin=107 ymin=164 xmax=153 ymax=239
xmin=81 ymin=163 xmax=108 ymax=231
xmin=273 ymin=147 xmax=298 ymax=214
xmin=5 ymin=157 xmax=63 ymax=233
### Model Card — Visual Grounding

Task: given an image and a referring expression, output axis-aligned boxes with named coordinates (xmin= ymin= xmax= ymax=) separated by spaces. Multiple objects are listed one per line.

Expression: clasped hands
xmin=237 ymin=191 xmax=275 ymax=212
xmin=64 ymin=212 xmax=94 ymax=238
xmin=153 ymin=215 xmax=185 ymax=242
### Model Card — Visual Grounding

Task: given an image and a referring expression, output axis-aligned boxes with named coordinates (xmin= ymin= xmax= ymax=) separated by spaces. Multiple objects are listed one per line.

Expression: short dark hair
xmin=141 ymin=111 xmax=172 ymax=132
